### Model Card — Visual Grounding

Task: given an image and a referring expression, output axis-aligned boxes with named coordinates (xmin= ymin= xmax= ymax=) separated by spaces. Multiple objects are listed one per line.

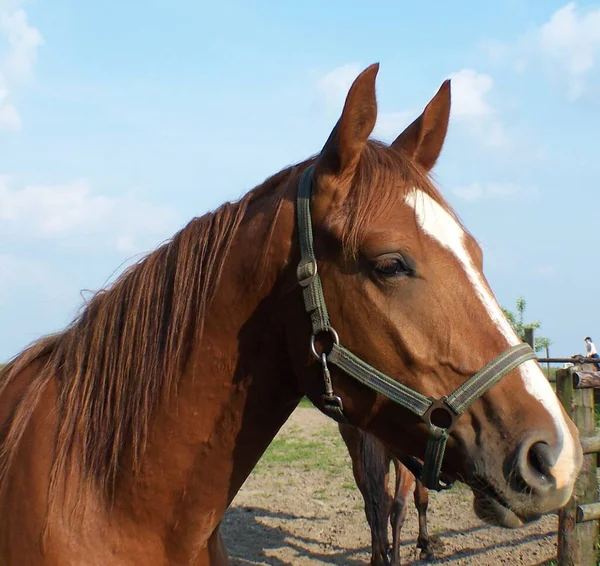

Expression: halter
xmin=296 ymin=165 xmax=536 ymax=491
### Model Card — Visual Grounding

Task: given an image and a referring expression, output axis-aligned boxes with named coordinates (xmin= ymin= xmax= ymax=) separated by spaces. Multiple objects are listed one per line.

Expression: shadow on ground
xmin=222 ymin=506 xmax=369 ymax=565
xmin=222 ymin=505 xmax=557 ymax=565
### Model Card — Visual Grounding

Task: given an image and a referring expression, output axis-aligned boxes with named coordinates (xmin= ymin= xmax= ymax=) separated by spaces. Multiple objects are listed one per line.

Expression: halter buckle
xmin=319 ymin=352 xmax=346 ymax=421
xmin=438 ymin=477 xmax=455 ymax=490
xmin=422 ymin=397 xmax=459 ymax=433
xmin=297 ymin=257 xmax=318 ymax=287
xmin=322 ymin=393 xmax=344 ymax=412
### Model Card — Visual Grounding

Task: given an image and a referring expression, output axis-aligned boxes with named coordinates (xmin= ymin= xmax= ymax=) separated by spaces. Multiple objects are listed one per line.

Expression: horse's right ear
xmin=391 ymin=80 xmax=451 ymax=172
xmin=315 ymin=64 xmax=379 ymax=184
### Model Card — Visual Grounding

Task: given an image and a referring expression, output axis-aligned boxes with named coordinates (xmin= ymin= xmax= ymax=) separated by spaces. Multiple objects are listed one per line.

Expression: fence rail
xmin=538 ymin=358 xmax=600 ymax=365
xmin=577 ymin=502 xmax=600 ymax=523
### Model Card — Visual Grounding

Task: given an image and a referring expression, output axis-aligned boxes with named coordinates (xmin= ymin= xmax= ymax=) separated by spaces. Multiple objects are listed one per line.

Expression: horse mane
xmin=0 ymin=191 xmax=256 ymax=494
xmin=0 ymin=140 xmax=453 ymax=498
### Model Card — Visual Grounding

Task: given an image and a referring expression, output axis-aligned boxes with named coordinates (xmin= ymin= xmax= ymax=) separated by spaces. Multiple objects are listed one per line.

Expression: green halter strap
xmin=295 ymin=165 xmax=537 ymax=491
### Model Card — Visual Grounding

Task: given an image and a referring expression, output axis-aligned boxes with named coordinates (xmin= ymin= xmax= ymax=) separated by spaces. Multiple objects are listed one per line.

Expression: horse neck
xmin=113 ymin=173 xmax=303 ymax=553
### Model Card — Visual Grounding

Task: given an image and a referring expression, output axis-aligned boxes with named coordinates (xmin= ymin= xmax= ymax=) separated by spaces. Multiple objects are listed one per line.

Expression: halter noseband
xmin=296 ymin=165 xmax=536 ymax=491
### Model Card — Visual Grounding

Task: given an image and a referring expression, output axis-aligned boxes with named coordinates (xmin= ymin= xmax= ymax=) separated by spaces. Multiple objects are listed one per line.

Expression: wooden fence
xmin=554 ymin=363 xmax=600 ymax=565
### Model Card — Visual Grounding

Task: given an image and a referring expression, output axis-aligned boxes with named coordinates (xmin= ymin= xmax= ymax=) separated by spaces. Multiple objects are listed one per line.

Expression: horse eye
xmin=372 ymin=254 xmax=413 ymax=277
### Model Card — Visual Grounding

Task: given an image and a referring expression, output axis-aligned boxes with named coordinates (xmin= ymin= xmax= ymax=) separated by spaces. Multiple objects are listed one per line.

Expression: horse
xmin=339 ymin=424 xmax=434 ymax=566
xmin=0 ymin=63 xmax=583 ymax=565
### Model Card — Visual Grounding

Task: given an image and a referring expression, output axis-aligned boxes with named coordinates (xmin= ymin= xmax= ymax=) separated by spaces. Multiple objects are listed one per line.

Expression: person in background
xmin=584 ymin=337 xmax=599 ymax=370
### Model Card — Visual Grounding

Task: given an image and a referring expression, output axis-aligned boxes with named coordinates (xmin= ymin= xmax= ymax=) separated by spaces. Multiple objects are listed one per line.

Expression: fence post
xmin=557 ymin=366 xmax=599 ymax=566
xmin=523 ymin=327 xmax=535 ymax=349
xmin=557 ymin=368 xmax=579 ymax=565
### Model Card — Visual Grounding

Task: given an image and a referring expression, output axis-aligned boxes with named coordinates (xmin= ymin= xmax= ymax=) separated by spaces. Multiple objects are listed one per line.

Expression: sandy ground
xmin=221 ymin=407 xmax=558 ymax=565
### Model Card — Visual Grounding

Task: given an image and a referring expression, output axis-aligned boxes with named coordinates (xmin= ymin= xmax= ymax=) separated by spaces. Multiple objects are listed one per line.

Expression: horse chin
xmin=472 ymin=491 xmax=541 ymax=529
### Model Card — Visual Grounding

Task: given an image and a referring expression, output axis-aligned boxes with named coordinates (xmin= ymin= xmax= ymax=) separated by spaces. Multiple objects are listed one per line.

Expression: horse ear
xmin=391 ymin=80 xmax=451 ymax=171
xmin=316 ymin=63 xmax=379 ymax=179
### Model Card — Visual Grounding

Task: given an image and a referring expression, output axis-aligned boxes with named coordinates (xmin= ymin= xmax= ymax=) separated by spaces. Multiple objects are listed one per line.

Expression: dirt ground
xmin=221 ymin=407 xmax=558 ymax=565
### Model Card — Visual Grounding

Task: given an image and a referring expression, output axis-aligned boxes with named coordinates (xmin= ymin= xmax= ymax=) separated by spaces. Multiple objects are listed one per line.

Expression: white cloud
xmin=485 ymin=122 xmax=508 ymax=148
xmin=537 ymin=2 xmax=600 ymax=100
xmin=485 ymin=3 xmax=600 ymax=101
xmin=373 ymin=110 xmax=414 ymax=142
xmin=447 ymin=68 xmax=508 ymax=147
xmin=452 ymin=182 xmax=536 ymax=202
xmin=453 ymin=183 xmax=484 ymax=201
xmin=0 ymin=73 xmax=19 ymax=129
xmin=0 ymin=178 xmax=181 ymax=253
xmin=456 ymin=118 xmax=509 ymax=149
xmin=0 ymin=1 xmax=42 ymax=131
xmin=316 ymin=62 xmax=362 ymax=115
xmin=0 ymin=97 xmax=19 ymax=129
xmin=0 ymin=7 xmax=42 ymax=82
xmin=449 ymin=69 xmax=494 ymax=118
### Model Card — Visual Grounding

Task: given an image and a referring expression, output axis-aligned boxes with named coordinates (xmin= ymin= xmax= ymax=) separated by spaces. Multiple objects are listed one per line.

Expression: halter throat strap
xmin=295 ymin=165 xmax=537 ymax=491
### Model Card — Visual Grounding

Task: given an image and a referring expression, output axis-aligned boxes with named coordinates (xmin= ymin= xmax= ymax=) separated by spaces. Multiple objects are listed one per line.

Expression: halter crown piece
xmin=295 ymin=166 xmax=537 ymax=491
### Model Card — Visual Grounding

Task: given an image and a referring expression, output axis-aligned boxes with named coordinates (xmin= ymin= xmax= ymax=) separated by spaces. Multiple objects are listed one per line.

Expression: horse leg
xmin=389 ymin=459 xmax=413 ymax=566
xmin=339 ymin=424 xmax=391 ymax=566
xmin=414 ymin=479 xmax=435 ymax=560
xmin=192 ymin=524 xmax=228 ymax=566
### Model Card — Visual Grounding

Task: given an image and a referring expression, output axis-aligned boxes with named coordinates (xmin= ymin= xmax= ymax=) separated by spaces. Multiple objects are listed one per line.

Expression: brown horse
xmin=339 ymin=424 xmax=434 ymax=566
xmin=0 ymin=64 xmax=582 ymax=565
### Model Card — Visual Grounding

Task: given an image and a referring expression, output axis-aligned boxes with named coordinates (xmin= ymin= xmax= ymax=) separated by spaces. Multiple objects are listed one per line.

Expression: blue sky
xmin=1 ymin=0 xmax=599 ymax=361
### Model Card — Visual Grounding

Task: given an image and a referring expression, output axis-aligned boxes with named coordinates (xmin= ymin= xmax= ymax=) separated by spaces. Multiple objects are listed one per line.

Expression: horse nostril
xmin=529 ymin=442 xmax=553 ymax=478
xmin=517 ymin=441 xmax=556 ymax=494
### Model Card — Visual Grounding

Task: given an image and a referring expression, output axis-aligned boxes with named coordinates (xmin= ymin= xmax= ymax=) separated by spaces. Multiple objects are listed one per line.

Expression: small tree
xmin=502 ymin=296 xmax=552 ymax=354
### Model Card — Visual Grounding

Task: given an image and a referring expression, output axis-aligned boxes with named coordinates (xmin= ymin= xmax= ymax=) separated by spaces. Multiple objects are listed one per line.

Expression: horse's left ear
xmin=311 ymin=64 xmax=378 ymax=219
xmin=316 ymin=63 xmax=379 ymax=179
xmin=391 ymin=80 xmax=451 ymax=171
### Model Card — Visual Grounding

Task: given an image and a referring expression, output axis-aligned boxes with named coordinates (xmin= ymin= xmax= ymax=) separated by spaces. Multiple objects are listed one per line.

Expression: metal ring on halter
xmin=310 ymin=327 xmax=340 ymax=360
xmin=422 ymin=397 xmax=459 ymax=433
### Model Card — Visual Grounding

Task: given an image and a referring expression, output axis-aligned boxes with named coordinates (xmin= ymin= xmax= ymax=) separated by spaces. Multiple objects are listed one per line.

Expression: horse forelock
xmin=339 ymin=140 xmax=465 ymax=256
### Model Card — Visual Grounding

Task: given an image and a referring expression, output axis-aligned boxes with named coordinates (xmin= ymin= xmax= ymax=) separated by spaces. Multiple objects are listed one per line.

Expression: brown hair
xmin=0 ymin=195 xmax=251 ymax=495
xmin=0 ymin=141 xmax=455 ymax=498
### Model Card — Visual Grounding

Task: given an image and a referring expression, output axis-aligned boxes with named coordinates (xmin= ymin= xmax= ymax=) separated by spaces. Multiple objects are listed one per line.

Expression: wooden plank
xmin=557 ymin=369 xmax=599 ymax=565
xmin=577 ymin=502 xmax=600 ymax=523
xmin=580 ymin=435 xmax=600 ymax=455
xmin=538 ymin=357 xmax=600 ymax=364
xmin=573 ymin=371 xmax=600 ymax=389
xmin=572 ymin=378 xmax=598 ymax=564
xmin=523 ymin=327 xmax=535 ymax=348
xmin=557 ymin=369 xmax=580 ymax=566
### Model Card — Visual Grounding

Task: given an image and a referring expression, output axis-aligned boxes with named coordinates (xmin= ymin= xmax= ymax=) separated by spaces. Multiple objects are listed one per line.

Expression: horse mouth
xmin=471 ymin=478 xmax=542 ymax=529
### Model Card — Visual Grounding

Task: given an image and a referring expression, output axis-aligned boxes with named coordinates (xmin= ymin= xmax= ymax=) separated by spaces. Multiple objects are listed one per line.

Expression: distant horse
xmin=339 ymin=424 xmax=433 ymax=566
xmin=0 ymin=64 xmax=582 ymax=565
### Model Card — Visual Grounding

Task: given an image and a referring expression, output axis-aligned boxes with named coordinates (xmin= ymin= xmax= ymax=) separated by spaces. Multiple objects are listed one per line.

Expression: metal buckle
xmin=297 ymin=257 xmax=318 ymax=287
xmin=322 ymin=393 xmax=344 ymax=412
xmin=438 ymin=477 xmax=455 ymax=490
xmin=422 ymin=396 xmax=459 ymax=433
xmin=310 ymin=327 xmax=340 ymax=360
xmin=319 ymin=352 xmax=346 ymax=422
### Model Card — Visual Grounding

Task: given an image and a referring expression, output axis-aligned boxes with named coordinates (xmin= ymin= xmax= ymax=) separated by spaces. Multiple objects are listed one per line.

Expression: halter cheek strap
xmin=296 ymin=165 xmax=537 ymax=491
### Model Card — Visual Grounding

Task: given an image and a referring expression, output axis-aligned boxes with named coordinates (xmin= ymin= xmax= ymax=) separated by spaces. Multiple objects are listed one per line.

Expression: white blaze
xmin=405 ymin=190 xmax=576 ymax=489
